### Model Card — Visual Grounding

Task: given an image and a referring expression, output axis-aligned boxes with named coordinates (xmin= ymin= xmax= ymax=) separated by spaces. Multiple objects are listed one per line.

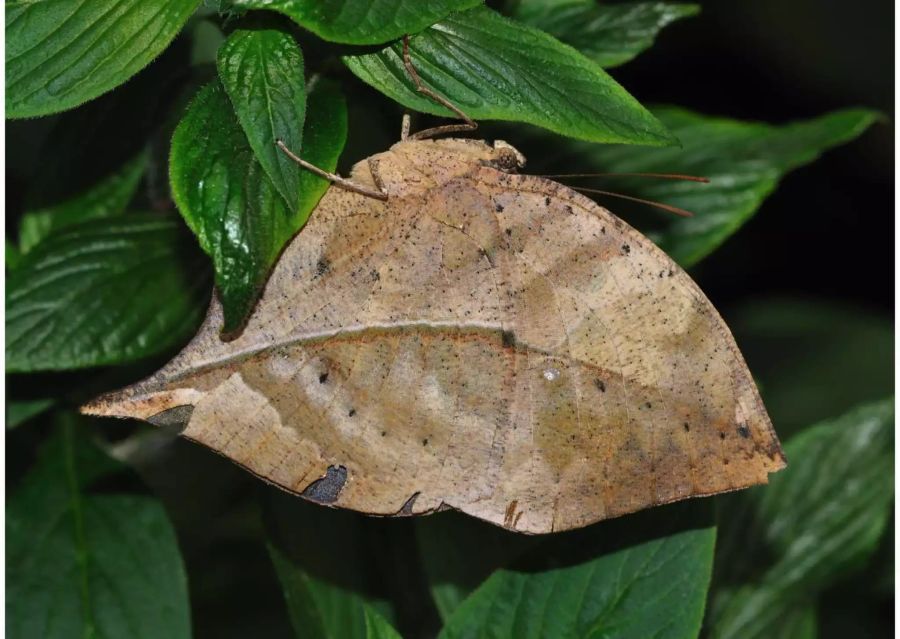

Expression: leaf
xmin=227 ymin=0 xmax=482 ymax=44
xmin=771 ymin=605 xmax=817 ymax=639
xmin=169 ymin=77 xmax=347 ymax=333
xmin=364 ymin=608 xmax=403 ymax=639
xmin=269 ymin=545 xmax=401 ymax=639
xmin=344 ymin=6 xmax=674 ymax=145
xmin=416 ymin=512 xmax=538 ymax=622
xmin=513 ymin=1 xmax=700 ymax=68
xmin=19 ymin=154 xmax=147 ymax=254
xmin=6 ymin=0 xmax=201 ymax=118
xmin=437 ymin=502 xmax=716 ymax=639
xmin=6 ymin=416 xmax=191 ymax=639
xmin=6 ymin=238 xmax=22 ymax=270
xmin=217 ymin=25 xmax=307 ymax=211
xmin=6 ymin=215 xmax=209 ymax=372
xmin=708 ymin=399 xmax=894 ymax=639
xmin=6 ymin=398 xmax=56 ymax=429
xmin=264 ymin=493 xmax=398 ymax=639
xmin=530 ymin=107 xmax=879 ymax=266
xmin=730 ymin=298 xmax=893 ymax=439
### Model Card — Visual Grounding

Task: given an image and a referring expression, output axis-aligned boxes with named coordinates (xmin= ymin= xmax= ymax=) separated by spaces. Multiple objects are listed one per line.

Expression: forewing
xmin=84 ymin=161 xmax=784 ymax=534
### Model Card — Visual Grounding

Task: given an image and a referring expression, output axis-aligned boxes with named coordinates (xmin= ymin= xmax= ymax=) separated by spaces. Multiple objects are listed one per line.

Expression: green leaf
xmin=269 ymin=545 xmax=401 ymax=639
xmin=534 ymin=107 xmax=879 ymax=266
xmin=6 ymin=0 xmax=201 ymax=118
xmin=364 ymin=608 xmax=403 ymax=639
xmin=416 ymin=512 xmax=538 ymax=622
xmin=227 ymin=0 xmax=482 ymax=44
xmin=436 ymin=503 xmax=715 ymax=639
xmin=730 ymin=298 xmax=893 ymax=439
xmin=513 ymin=1 xmax=699 ymax=68
xmin=6 ymin=416 xmax=191 ymax=639
xmin=217 ymin=25 xmax=307 ymax=211
xmin=169 ymin=78 xmax=346 ymax=333
xmin=6 ymin=399 xmax=56 ymax=429
xmin=770 ymin=606 xmax=817 ymax=639
xmin=6 ymin=215 xmax=209 ymax=372
xmin=264 ymin=494 xmax=398 ymax=639
xmin=6 ymin=238 xmax=22 ymax=270
xmin=709 ymin=399 xmax=894 ymax=639
xmin=19 ymin=154 xmax=147 ymax=254
xmin=344 ymin=6 xmax=674 ymax=145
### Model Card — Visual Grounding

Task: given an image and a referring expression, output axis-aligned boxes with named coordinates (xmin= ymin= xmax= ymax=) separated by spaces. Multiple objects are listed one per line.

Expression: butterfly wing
xmin=84 ymin=159 xmax=784 ymax=534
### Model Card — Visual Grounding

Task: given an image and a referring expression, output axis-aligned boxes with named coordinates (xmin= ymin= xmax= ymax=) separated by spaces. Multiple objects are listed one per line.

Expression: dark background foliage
xmin=613 ymin=0 xmax=893 ymax=315
xmin=6 ymin=1 xmax=893 ymax=638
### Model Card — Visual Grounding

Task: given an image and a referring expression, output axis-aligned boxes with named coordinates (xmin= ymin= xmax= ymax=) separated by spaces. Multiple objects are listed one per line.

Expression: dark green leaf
xmin=344 ymin=6 xmax=674 ymax=145
xmin=6 ymin=399 xmax=56 ymax=429
xmin=771 ymin=606 xmax=817 ymax=639
xmin=6 ymin=416 xmax=191 ymax=639
xmin=436 ymin=502 xmax=715 ymax=639
xmin=709 ymin=399 xmax=894 ymax=639
xmin=513 ymin=1 xmax=699 ymax=68
xmin=270 ymin=545 xmax=401 ymax=639
xmin=364 ymin=608 xmax=403 ymax=639
xmin=6 ymin=239 xmax=22 ymax=270
xmin=730 ymin=298 xmax=893 ymax=439
xmin=227 ymin=0 xmax=482 ymax=44
xmin=19 ymin=154 xmax=147 ymax=254
xmin=169 ymin=78 xmax=346 ymax=332
xmin=531 ymin=107 xmax=879 ymax=266
xmin=217 ymin=26 xmax=307 ymax=210
xmin=416 ymin=512 xmax=537 ymax=622
xmin=264 ymin=493 xmax=398 ymax=639
xmin=6 ymin=215 xmax=209 ymax=372
xmin=6 ymin=0 xmax=201 ymax=118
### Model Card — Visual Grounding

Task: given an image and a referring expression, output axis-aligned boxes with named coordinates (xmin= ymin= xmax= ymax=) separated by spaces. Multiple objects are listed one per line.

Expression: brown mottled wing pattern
xmin=84 ymin=139 xmax=784 ymax=534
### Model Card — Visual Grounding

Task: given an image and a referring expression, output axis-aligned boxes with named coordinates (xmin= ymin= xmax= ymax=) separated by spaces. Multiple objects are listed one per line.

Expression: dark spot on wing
xmin=301 ymin=465 xmax=347 ymax=504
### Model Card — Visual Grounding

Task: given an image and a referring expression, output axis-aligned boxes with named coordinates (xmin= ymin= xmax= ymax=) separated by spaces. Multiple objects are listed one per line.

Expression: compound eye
xmin=491 ymin=140 xmax=526 ymax=172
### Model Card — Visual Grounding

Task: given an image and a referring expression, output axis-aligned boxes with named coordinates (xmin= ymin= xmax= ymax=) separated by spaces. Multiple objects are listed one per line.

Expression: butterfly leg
xmin=401 ymin=35 xmax=477 ymax=141
xmin=275 ymin=140 xmax=388 ymax=201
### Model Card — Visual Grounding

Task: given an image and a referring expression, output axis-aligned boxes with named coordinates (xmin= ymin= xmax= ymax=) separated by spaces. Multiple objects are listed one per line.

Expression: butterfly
xmin=83 ymin=38 xmax=784 ymax=534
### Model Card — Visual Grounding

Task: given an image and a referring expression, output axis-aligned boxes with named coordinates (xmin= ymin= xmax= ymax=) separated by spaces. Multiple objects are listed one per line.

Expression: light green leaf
xmin=730 ymin=298 xmax=893 ymax=439
xmin=227 ymin=0 xmax=482 ymax=44
xmin=437 ymin=503 xmax=715 ymax=639
xmin=217 ymin=26 xmax=307 ymax=210
xmin=6 ymin=0 xmax=201 ymax=118
xmin=514 ymin=1 xmax=699 ymax=68
xmin=6 ymin=416 xmax=191 ymax=639
xmin=19 ymin=154 xmax=147 ymax=254
xmin=709 ymin=399 xmax=894 ymax=639
xmin=344 ymin=6 xmax=674 ymax=145
xmin=169 ymin=77 xmax=346 ymax=333
xmin=533 ymin=107 xmax=879 ymax=266
xmin=6 ymin=215 xmax=209 ymax=372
